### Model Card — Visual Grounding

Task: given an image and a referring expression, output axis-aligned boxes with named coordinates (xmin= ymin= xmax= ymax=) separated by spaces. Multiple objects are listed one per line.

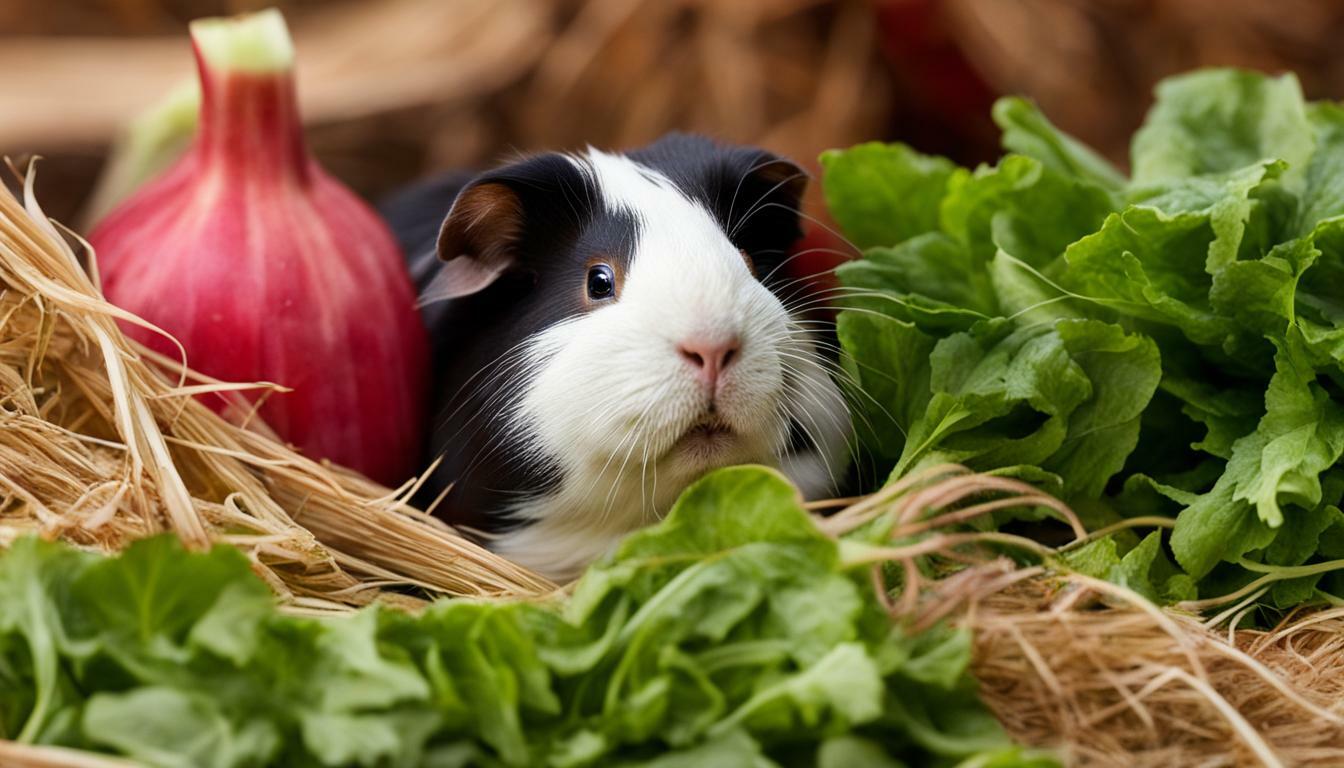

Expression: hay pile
xmin=970 ymin=578 xmax=1344 ymax=766
xmin=2 ymin=167 xmax=1343 ymax=766
xmin=817 ymin=468 xmax=1344 ymax=767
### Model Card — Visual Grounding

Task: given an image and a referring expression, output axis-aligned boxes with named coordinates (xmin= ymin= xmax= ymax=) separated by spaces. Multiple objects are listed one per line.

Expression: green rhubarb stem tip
xmin=189 ymin=7 xmax=294 ymax=74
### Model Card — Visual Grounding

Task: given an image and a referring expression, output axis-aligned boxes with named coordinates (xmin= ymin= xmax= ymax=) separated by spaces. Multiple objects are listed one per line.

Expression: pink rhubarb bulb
xmin=90 ymin=9 xmax=429 ymax=485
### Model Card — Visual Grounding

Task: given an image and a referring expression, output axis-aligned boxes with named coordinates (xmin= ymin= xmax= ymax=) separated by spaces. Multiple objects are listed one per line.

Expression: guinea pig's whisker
xmin=780 ymin=291 xmax=889 ymax=313
xmin=754 ymin=248 xmax=816 ymax=287
xmin=774 ymin=289 xmax=869 ymax=318
xmin=772 ymin=337 xmax=875 ymax=394
xmin=430 ymin=345 xmax=557 ymax=493
xmin=771 ymin=328 xmax=845 ymax=356
xmin=753 ymin=324 xmax=840 ymax=356
xmin=781 ymin=245 xmax=858 ymax=261
xmin=450 ymin=407 xmax=538 ymax=494
xmin=771 ymin=342 xmax=849 ymax=412
xmin=783 ymin=291 xmax=991 ymax=325
xmin=746 ymin=202 xmax=866 ymax=261
xmin=627 ymin=379 xmax=677 ymax=521
xmin=785 ymin=304 xmax=933 ymax=332
xmin=602 ymin=435 xmax=641 ymax=522
xmin=775 ymin=348 xmax=850 ymax=403
xmin=776 ymin=323 xmax=840 ymax=341
xmin=781 ymin=389 xmax=852 ymax=494
xmin=790 ymin=381 xmax=853 ymax=448
xmin=431 ymin=336 xmax=543 ymax=432
xmin=597 ymin=379 xmax=674 ymax=525
xmin=574 ymin=377 xmax=670 ymax=523
xmin=785 ymin=312 xmax=843 ymax=322
xmin=779 ymin=359 xmax=853 ymax=401
xmin=649 ymin=445 xmax=660 ymax=518
xmin=784 ymin=411 xmax=843 ymax=493
xmin=724 ymin=158 xmax=812 ymax=239
xmin=757 ymin=246 xmax=854 ymax=287
xmin=777 ymin=280 xmax=872 ymax=299
xmin=639 ymin=430 xmax=653 ymax=519
xmin=727 ymin=165 xmax=811 ymax=237
xmin=775 ymin=378 xmax=846 ymax=488
xmin=524 ymin=374 xmax=671 ymax=500
xmin=779 ymin=286 xmax=895 ymax=314
xmin=801 ymin=345 xmax=856 ymax=372
xmin=561 ymin=374 xmax=673 ymax=443
xmin=433 ymin=367 xmax=540 ymax=473
xmin=773 ymin=343 xmax=904 ymax=441
xmin=775 ymin=351 xmax=853 ymax=421
xmin=777 ymin=314 xmax=838 ymax=327
xmin=432 ymin=379 xmax=532 ymax=476
xmin=728 ymin=169 xmax=812 ymax=242
xmin=831 ymin=374 xmax=904 ymax=439
xmin=778 ymin=403 xmax=859 ymax=497
xmin=431 ymin=362 xmax=524 ymax=440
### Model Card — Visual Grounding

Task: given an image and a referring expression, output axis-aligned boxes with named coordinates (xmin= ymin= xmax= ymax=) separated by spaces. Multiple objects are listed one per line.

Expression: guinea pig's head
xmin=427 ymin=134 xmax=851 ymax=578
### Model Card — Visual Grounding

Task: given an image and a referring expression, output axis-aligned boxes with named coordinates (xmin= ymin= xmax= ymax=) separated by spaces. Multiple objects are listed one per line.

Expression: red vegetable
xmin=90 ymin=9 xmax=428 ymax=484
xmin=783 ymin=224 xmax=850 ymax=293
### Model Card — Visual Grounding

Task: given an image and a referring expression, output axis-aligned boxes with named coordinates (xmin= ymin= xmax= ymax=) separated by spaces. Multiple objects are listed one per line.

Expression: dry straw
xmin=2 ymin=164 xmax=1342 ymax=766
xmin=821 ymin=465 xmax=1344 ymax=767
xmin=971 ymin=578 xmax=1344 ymax=767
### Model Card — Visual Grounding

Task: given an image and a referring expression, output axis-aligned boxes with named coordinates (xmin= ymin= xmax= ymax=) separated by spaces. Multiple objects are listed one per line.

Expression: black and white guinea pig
xmin=380 ymin=133 xmax=852 ymax=581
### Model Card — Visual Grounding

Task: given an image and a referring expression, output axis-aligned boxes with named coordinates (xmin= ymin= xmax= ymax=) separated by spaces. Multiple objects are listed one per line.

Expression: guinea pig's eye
xmin=586 ymin=264 xmax=616 ymax=300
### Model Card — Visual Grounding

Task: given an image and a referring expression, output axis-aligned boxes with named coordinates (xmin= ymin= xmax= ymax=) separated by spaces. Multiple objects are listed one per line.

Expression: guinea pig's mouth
xmin=684 ymin=417 xmax=732 ymax=439
xmin=670 ymin=415 xmax=737 ymax=458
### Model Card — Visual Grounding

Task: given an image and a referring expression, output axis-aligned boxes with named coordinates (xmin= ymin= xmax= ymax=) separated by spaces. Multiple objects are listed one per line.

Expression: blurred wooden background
xmin=7 ymin=0 xmax=1344 ymax=226
xmin=0 ymin=0 xmax=894 ymax=224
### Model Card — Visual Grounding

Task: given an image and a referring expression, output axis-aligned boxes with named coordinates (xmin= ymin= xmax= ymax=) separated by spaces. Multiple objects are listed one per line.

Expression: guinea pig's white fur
xmin=492 ymin=150 xmax=851 ymax=579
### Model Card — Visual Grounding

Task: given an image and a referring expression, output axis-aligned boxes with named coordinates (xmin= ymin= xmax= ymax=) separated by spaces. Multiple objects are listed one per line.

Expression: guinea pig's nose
xmin=677 ymin=336 xmax=741 ymax=392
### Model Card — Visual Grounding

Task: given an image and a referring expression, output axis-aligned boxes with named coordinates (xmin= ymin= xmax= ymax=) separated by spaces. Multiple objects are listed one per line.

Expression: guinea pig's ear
xmin=423 ymin=182 xmax=523 ymax=302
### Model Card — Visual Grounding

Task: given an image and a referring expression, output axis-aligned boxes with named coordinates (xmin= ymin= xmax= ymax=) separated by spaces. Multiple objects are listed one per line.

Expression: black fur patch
xmin=627 ymin=133 xmax=806 ymax=288
xmin=383 ymin=154 xmax=640 ymax=530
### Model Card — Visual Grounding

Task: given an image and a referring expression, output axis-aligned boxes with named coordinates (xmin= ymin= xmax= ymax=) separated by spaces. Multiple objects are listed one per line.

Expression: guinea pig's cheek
xmin=519 ymin=361 xmax=579 ymax=457
xmin=518 ymin=326 xmax=608 ymax=455
xmin=540 ymin=315 xmax=662 ymax=459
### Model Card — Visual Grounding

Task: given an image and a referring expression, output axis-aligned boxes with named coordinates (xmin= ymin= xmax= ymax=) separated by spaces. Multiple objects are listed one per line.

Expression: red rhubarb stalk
xmin=90 ymin=9 xmax=429 ymax=484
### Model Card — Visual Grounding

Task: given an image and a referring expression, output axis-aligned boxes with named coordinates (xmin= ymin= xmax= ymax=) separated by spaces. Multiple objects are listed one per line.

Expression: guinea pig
xmin=380 ymin=133 xmax=852 ymax=581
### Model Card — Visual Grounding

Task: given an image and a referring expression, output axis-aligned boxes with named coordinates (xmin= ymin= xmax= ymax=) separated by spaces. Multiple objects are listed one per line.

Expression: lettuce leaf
xmin=0 ymin=467 xmax=1043 ymax=767
xmin=825 ymin=67 xmax=1344 ymax=608
xmin=1129 ymin=69 xmax=1313 ymax=186
xmin=992 ymin=97 xmax=1126 ymax=196
xmin=819 ymin=142 xmax=955 ymax=250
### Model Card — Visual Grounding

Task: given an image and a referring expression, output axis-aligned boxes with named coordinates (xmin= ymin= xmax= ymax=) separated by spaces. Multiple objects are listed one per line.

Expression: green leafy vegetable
xmin=825 ymin=68 xmax=1344 ymax=609
xmin=992 ymin=96 xmax=1126 ymax=197
xmin=1129 ymin=69 xmax=1313 ymax=185
xmin=820 ymin=142 xmax=955 ymax=250
xmin=0 ymin=467 xmax=1051 ymax=768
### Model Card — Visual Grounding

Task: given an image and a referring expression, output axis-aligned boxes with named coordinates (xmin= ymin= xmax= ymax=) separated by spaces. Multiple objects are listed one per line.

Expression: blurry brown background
xmin=5 ymin=0 xmax=1344 ymax=228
